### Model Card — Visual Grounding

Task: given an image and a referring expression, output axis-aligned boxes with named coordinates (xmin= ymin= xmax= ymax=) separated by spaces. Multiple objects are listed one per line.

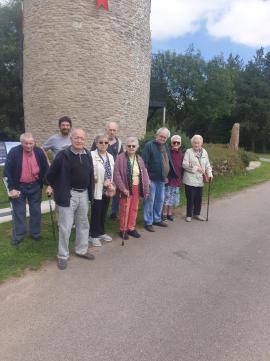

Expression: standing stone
xmin=229 ymin=123 xmax=240 ymax=151
xmin=23 ymin=0 xmax=151 ymax=145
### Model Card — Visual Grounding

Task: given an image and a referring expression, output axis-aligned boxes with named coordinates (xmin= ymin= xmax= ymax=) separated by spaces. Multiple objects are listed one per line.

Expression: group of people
xmin=3 ymin=117 xmax=213 ymax=270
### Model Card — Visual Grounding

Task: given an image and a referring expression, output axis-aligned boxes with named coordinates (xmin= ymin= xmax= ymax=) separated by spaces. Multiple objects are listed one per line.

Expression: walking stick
xmin=206 ymin=180 xmax=211 ymax=221
xmin=48 ymin=195 xmax=56 ymax=242
xmin=2 ymin=177 xmax=18 ymax=241
xmin=121 ymin=195 xmax=129 ymax=246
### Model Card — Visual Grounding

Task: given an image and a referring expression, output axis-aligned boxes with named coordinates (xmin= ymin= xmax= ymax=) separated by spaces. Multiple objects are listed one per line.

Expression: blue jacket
xmin=46 ymin=147 xmax=94 ymax=207
xmin=4 ymin=145 xmax=49 ymax=190
xmin=142 ymin=140 xmax=176 ymax=182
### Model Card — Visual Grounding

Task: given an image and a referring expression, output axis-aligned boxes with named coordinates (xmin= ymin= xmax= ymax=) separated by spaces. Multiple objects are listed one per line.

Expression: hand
xmin=46 ymin=185 xmax=53 ymax=197
xmin=123 ymin=189 xmax=130 ymax=197
xmin=103 ymin=179 xmax=111 ymax=188
xmin=209 ymin=176 xmax=213 ymax=182
xmin=9 ymin=189 xmax=21 ymax=198
xmin=197 ymin=166 xmax=203 ymax=174
xmin=94 ymin=176 xmax=98 ymax=183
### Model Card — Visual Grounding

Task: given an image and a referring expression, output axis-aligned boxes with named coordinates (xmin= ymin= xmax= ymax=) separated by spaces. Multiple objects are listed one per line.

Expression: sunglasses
xmin=99 ymin=141 xmax=109 ymax=145
xmin=127 ymin=145 xmax=136 ymax=149
xmin=172 ymin=141 xmax=181 ymax=145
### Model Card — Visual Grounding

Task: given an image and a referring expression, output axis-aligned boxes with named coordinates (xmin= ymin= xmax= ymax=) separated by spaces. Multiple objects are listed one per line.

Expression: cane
xmin=121 ymin=196 xmax=129 ymax=246
xmin=48 ymin=194 xmax=56 ymax=242
xmin=2 ymin=177 xmax=18 ymax=241
xmin=206 ymin=180 xmax=211 ymax=221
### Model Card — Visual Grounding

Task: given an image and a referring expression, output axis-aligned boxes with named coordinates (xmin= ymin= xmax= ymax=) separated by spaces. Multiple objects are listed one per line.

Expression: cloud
xmin=151 ymin=0 xmax=270 ymax=47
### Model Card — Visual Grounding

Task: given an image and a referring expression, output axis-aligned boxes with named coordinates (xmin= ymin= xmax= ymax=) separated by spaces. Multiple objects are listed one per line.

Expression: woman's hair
xmin=171 ymin=135 xmax=181 ymax=143
xmin=191 ymin=134 xmax=203 ymax=144
xmin=95 ymin=134 xmax=109 ymax=143
xmin=125 ymin=136 xmax=139 ymax=146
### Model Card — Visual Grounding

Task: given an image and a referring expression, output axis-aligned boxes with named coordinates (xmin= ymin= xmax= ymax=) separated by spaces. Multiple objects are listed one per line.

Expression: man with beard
xmin=42 ymin=116 xmax=72 ymax=159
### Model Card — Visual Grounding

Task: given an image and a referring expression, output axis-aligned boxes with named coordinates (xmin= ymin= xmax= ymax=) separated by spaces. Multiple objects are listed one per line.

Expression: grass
xmin=0 ymin=159 xmax=270 ymax=284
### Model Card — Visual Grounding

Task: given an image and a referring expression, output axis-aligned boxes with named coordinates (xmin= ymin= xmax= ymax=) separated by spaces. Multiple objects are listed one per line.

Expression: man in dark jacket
xmin=142 ymin=127 xmax=176 ymax=232
xmin=46 ymin=128 xmax=95 ymax=270
xmin=4 ymin=132 xmax=50 ymax=245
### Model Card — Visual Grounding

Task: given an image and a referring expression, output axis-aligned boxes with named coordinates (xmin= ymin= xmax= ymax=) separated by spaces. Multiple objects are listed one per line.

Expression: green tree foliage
xmin=0 ymin=0 xmax=24 ymax=140
xmin=149 ymin=48 xmax=270 ymax=151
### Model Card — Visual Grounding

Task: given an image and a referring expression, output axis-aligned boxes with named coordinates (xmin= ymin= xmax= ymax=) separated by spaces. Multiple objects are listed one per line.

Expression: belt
xmin=71 ymin=188 xmax=87 ymax=192
xmin=20 ymin=181 xmax=39 ymax=186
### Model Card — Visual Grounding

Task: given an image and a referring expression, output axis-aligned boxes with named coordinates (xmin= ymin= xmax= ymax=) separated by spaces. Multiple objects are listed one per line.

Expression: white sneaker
xmin=186 ymin=217 xmax=192 ymax=222
xmin=90 ymin=238 xmax=102 ymax=247
xmin=194 ymin=215 xmax=206 ymax=221
xmin=98 ymin=234 xmax=112 ymax=242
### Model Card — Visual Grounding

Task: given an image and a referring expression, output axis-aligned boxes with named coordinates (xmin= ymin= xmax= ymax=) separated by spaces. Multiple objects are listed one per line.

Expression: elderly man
xmin=4 ymin=133 xmax=50 ymax=245
xmin=46 ymin=128 xmax=95 ymax=270
xmin=142 ymin=127 xmax=176 ymax=232
xmin=91 ymin=121 xmax=123 ymax=219
xmin=42 ymin=116 xmax=72 ymax=159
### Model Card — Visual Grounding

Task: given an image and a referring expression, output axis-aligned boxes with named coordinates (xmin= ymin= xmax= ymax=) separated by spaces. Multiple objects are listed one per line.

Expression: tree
xmin=0 ymin=0 xmax=24 ymax=140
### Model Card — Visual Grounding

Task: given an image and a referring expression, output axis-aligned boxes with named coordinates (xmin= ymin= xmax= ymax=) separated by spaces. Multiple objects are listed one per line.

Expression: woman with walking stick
xmin=182 ymin=134 xmax=213 ymax=222
xmin=114 ymin=137 xmax=149 ymax=240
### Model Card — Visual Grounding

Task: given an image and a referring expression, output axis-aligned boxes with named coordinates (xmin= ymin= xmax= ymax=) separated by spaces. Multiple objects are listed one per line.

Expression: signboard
xmin=0 ymin=142 xmax=20 ymax=166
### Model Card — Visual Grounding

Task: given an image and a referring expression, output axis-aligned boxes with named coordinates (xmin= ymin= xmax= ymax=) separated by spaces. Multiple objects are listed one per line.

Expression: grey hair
xmin=125 ymin=136 xmax=139 ymax=146
xmin=156 ymin=127 xmax=170 ymax=138
xmin=171 ymin=135 xmax=182 ymax=143
xmin=95 ymin=134 xmax=109 ymax=143
xmin=70 ymin=128 xmax=87 ymax=138
xmin=191 ymin=134 xmax=203 ymax=144
xmin=20 ymin=132 xmax=34 ymax=142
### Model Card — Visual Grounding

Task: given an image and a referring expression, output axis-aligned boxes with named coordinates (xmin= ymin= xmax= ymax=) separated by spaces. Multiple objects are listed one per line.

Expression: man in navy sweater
xmin=46 ymin=128 xmax=95 ymax=270
xmin=4 ymin=133 xmax=50 ymax=245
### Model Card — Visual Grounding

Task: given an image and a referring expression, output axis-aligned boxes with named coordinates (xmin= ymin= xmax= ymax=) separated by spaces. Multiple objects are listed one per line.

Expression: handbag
xmin=203 ymin=173 xmax=209 ymax=183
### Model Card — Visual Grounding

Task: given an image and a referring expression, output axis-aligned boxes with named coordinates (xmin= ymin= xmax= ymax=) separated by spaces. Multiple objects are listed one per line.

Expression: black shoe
xmin=57 ymin=258 xmax=67 ymax=270
xmin=31 ymin=235 xmax=41 ymax=241
xmin=144 ymin=225 xmax=155 ymax=232
xmin=110 ymin=213 xmax=117 ymax=220
xmin=76 ymin=252 xmax=95 ymax=260
xmin=153 ymin=221 xmax=168 ymax=227
xmin=127 ymin=229 xmax=141 ymax=238
xmin=167 ymin=215 xmax=174 ymax=221
xmin=162 ymin=215 xmax=167 ymax=221
xmin=119 ymin=231 xmax=129 ymax=240
xmin=11 ymin=238 xmax=23 ymax=246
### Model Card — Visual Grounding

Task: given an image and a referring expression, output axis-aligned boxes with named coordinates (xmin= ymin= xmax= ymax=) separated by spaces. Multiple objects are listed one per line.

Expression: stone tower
xmin=23 ymin=0 xmax=151 ymax=145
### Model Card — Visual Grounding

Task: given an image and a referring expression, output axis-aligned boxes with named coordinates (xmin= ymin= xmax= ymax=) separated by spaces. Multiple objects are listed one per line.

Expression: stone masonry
xmin=23 ymin=0 xmax=151 ymax=146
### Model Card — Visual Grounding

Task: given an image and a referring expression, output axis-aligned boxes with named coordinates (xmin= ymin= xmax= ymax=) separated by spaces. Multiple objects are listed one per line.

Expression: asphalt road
xmin=1 ymin=182 xmax=270 ymax=361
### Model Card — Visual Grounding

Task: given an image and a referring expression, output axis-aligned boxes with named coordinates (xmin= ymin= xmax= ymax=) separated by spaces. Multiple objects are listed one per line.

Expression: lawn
xmin=0 ymin=159 xmax=270 ymax=283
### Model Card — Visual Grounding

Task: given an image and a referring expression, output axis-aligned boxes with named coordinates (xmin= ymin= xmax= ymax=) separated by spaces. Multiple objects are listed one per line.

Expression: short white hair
xmin=156 ymin=127 xmax=170 ymax=138
xmin=20 ymin=132 xmax=34 ymax=142
xmin=95 ymin=134 xmax=109 ymax=143
xmin=106 ymin=121 xmax=118 ymax=130
xmin=171 ymin=135 xmax=182 ymax=143
xmin=125 ymin=136 xmax=139 ymax=146
xmin=70 ymin=128 xmax=87 ymax=138
xmin=191 ymin=134 xmax=203 ymax=144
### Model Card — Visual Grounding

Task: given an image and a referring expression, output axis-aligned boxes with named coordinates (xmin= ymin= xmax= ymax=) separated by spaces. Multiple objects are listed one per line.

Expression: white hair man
xmin=142 ymin=127 xmax=177 ymax=232
xmin=4 ymin=133 xmax=51 ymax=245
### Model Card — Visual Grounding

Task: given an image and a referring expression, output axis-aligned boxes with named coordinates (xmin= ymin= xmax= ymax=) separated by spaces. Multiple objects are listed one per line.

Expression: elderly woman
xmin=162 ymin=135 xmax=184 ymax=221
xmin=182 ymin=134 xmax=213 ymax=222
xmin=90 ymin=134 xmax=115 ymax=246
xmin=114 ymin=136 xmax=149 ymax=239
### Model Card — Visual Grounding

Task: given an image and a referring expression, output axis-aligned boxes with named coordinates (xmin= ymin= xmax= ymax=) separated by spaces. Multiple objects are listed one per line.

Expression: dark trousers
xmin=11 ymin=182 xmax=42 ymax=242
xmin=90 ymin=195 xmax=110 ymax=238
xmin=184 ymin=184 xmax=203 ymax=217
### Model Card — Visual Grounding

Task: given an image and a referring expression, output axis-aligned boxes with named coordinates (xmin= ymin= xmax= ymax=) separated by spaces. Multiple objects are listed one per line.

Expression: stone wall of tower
xmin=23 ymin=0 xmax=151 ymax=145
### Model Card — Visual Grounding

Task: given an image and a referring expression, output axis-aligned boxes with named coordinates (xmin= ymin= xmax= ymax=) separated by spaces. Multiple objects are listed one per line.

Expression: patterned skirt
xmin=164 ymin=185 xmax=180 ymax=207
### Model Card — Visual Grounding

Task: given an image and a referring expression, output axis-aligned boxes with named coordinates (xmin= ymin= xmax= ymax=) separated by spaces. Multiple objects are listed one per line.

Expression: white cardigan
xmin=182 ymin=148 xmax=213 ymax=187
xmin=91 ymin=149 xmax=114 ymax=200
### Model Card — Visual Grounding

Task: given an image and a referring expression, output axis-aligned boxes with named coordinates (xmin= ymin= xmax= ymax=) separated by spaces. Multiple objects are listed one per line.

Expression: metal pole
xmin=163 ymin=107 xmax=166 ymax=126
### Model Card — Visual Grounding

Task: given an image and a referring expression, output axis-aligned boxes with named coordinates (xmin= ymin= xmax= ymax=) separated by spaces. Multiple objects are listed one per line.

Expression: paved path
xmin=1 ymin=182 xmax=270 ymax=361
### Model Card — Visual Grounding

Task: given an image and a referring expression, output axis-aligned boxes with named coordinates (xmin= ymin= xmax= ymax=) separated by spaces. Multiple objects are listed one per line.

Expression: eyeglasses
xmin=99 ymin=141 xmax=109 ymax=145
xmin=127 ymin=145 xmax=136 ymax=149
xmin=172 ymin=141 xmax=181 ymax=145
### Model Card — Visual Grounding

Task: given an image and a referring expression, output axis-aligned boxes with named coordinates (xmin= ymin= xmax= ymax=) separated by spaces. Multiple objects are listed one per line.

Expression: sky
xmin=150 ymin=0 xmax=270 ymax=63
